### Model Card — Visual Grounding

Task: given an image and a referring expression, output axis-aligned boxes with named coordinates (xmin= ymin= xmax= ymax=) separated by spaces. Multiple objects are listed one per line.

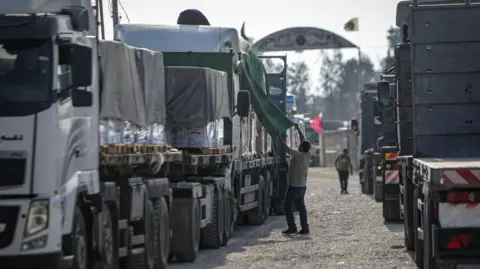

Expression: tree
xmin=287 ymin=60 xmax=310 ymax=114
xmin=380 ymin=27 xmax=401 ymax=72
xmin=317 ymin=50 xmax=375 ymax=120
xmin=337 ymin=55 xmax=375 ymax=118
xmin=317 ymin=50 xmax=344 ymax=118
xmin=262 ymin=58 xmax=284 ymax=74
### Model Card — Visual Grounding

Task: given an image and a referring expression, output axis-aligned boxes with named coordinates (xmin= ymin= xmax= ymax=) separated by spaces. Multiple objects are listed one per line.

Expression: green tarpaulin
xmin=241 ymin=50 xmax=294 ymax=137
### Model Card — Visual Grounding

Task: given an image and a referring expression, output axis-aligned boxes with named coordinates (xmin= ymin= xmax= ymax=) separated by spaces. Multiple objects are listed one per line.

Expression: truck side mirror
xmin=59 ymin=43 xmax=93 ymax=88
xmin=237 ymin=90 xmax=250 ymax=117
xmin=71 ymin=89 xmax=93 ymax=107
xmin=377 ymin=81 xmax=391 ymax=107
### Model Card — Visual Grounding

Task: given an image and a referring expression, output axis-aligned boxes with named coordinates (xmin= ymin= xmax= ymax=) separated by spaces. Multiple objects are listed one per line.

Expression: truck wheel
xmin=144 ymin=199 xmax=157 ymax=269
xmin=173 ymin=198 xmax=200 ymax=262
xmin=413 ymin=188 xmax=424 ymax=268
xmin=248 ymin=175 xmax=265 ymax=225
xmin=361 ymin=172 xmax=367 ymax=194
xmin=402 ymin=185 xmax=414 ymax=250
xmin=263 ymin=171 xmax=271 ymax=220
xmin=423 ymin=199 xmax=437 ymax=269
xmin=222 ymin=191 xmax=231 ymax=246
xmin=72 ymin=205 xmax=92 ymax=269
xmin=366 ymin=169 xmax=374 ymax=194
xmin=383 ymin=200 xmax=401 ymax=222
xmin=101 ymin=203 xmax=118 ymax=269
xmin=201 ymin=188 xmax=224 ymax=249
xmin=374 ymin=181 xmax=383 ymax=202
xmin=153 ymin=198 xmax=170 ymax=269
xmin=272 ymin=201 xmax=285 ymax=215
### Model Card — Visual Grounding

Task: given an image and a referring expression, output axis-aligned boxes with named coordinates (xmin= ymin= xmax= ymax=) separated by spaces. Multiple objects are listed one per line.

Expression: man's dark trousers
xmin=338 ymin=170 xmax=349 ymax=191
xmin=284 ymin=186 xmax=308 ymax=231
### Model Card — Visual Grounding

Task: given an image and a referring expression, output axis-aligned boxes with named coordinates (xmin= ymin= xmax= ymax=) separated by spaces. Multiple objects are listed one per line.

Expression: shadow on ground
xmin=384 ymin=221 xmax=404 ymax=233
xmin=169 ymin=215 xmax=297 ymax=269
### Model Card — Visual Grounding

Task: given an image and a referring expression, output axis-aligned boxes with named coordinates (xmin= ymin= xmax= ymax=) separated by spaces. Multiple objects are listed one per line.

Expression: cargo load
xmin=98 ymin=40 xmax=167 ymax=146
xmin=164 ymin=66 xmax=230 ymax=148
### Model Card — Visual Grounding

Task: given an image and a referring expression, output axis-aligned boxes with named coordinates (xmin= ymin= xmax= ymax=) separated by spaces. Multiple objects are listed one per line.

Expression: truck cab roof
xmin=115 ymin=24 xmax=240 ymax=53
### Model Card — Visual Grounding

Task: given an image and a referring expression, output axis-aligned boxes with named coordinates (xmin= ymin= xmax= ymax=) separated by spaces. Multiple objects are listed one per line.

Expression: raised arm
xmin=294 ymin=123 xmax=306 ymax=141
xmin=281 ymin=137 xmax=295 ymax=155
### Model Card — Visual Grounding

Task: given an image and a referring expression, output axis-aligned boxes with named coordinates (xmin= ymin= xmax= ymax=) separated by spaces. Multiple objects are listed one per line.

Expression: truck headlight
xmin=24 ymin=200 xmax=49 ymax=237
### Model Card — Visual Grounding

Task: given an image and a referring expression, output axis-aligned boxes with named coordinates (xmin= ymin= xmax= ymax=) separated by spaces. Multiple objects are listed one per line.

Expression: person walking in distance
xmin=335 ymin=149 xmax=353 ymax=194
xmin=281 ymin=124 xmax=311 ymax=235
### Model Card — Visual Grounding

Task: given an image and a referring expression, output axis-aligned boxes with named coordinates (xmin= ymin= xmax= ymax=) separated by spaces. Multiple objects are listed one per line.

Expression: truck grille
xmin=0 ymin=158 xmax=26 ymax=187
xmin=0 ymin=206 xmax=19 ymax=249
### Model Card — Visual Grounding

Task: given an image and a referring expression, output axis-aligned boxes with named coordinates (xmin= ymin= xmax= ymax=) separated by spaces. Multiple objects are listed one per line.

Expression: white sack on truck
xmin=98 ymin=40 xmax=166 ymax=145
xmin=164 ymin=66 xmax=231 ymax=148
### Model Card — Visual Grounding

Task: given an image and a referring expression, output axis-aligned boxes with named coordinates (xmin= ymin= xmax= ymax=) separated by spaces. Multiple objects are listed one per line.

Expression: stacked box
xmin=98 ymin=40 xmax=167 ymax=145
xmin=164 ymin=66 xmax=231 ymax=148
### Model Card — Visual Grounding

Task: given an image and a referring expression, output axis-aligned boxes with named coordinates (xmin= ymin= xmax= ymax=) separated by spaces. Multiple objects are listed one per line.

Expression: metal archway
xmin=250 ymin=27 xmax=358 ymax=53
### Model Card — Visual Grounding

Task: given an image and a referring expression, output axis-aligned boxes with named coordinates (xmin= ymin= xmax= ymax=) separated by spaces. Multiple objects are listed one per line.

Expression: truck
xmin=114 ymin=21 xmax=289 ymax=216
xmin=379 ymin=0 xmax=480 ymax=267
xmin=0 ymin=2 xmax=290 ymax=269
xmin=377 ymin=69 xmax=402 ymax=221
xmin=358 ymin=83 xmax=382 ymax=195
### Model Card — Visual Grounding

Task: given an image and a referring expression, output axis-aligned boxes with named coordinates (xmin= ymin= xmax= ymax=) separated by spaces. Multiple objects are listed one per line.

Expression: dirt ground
xmin=169 ymin=167 xmax=417 ymax=269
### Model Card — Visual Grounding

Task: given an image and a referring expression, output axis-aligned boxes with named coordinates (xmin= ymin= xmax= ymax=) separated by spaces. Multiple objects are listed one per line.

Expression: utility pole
xmin=111 ymin=0 xmax=120 ymax=39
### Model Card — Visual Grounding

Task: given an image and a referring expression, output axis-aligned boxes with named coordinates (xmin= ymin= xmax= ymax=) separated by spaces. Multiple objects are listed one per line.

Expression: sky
xmin=101 ymin=0 xmax=402 ymax=90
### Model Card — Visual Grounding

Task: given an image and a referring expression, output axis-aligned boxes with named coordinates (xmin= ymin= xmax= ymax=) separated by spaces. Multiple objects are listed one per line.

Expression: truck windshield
xmin=0 ymin=39 xmax=52 ymax=103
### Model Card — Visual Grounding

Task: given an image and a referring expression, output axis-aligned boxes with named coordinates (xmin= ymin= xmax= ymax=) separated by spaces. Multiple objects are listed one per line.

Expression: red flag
xmin=310 ymin=113 xmax=323 ymax=133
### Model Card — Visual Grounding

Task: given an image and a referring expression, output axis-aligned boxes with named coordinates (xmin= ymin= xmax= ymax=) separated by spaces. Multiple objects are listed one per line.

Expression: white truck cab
xmin=0 ymin=6 xmax=97 ymax=269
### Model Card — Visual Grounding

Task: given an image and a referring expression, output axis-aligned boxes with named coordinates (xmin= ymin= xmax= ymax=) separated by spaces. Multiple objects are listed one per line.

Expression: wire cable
xmin=118 ymin=0 xmax=131 ymax=23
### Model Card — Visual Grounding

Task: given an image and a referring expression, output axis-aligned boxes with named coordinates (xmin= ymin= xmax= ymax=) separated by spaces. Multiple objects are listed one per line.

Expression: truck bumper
xmin=433 ymin=226 xmax=480 ymax=263
xmin=0 ymin=252 xmax=72 ymax=269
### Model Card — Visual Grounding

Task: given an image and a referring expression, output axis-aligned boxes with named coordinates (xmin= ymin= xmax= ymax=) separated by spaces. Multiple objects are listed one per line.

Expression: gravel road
xmin=169 ymin=167 xmax=416 ymax=269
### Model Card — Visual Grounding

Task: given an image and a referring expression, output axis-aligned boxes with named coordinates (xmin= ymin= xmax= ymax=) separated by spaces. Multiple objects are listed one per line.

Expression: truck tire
xmin=172 ymin=198 xmax=200 ymax=262
xmin=263 ymin=171 xmax=271 ymax=220
xmin=402 ymin=183 xmax=414 ymax=250
xmin=248 ymin=175 xmax=265 ymax=225
xmin=374 ymin=181 xmax=383 ymax=202
xmin=153 ymin=198 xmax=170 ymax=269
xmin=272 ymin=202 xmax=285 ymax=215
xmin=201 ymin=188 xmax=224 ymax=249
xmin=222 ymin=191 xmax=231 ymax=246
xmin=73 ymin=205 xmax=92 ymax=269
xmin=101 ymin=202 xmax=118 ymax=269
xmin=383 ymin=200 xmax=401 ymax=222
xmin=423 ymin=199 xmax=440 ymax=269
xmin=413 ymin=188 xmax=424 ymax=269
xmin=144 ymin=199 xmax=157 ymax=269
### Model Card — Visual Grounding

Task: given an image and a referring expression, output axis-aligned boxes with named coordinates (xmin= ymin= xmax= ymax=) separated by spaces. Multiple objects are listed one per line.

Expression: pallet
xmin=100 ymin=143 xmax=171 ymax=155
xmin=182 ymin=152 xmax=233 ymax=166
xmin=180 ymin=145 xmax=232 ymax=155
xmin=99 ymin=143 xmax=182 ymax=167
xmin=178 ymin=146 xmax=233 ymax=166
